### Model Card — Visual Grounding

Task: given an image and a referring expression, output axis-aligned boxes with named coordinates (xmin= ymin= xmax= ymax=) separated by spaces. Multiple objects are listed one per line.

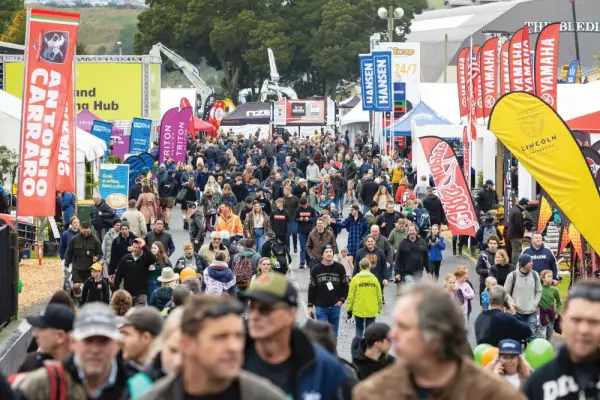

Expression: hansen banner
xmin=489 ymin=92 xmax=600 ymax=253
xmin=419 ymin=136 xmax=479 ymax=237
xmin=359 ymin=54 xmax=375 ymax=111
xmin=534 ymin=23 xmax=560 ymax=110
xmin=159 ymin=107 xmax=193 ymax=164
xmin=359 ymin=51 xmax=393 ymax=112
xmin=17 ymin=8 xmax=80 ymax=217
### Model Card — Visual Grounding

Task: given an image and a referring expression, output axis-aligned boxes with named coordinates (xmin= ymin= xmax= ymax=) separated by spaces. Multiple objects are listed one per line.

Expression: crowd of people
xmin=0 ymin=128 xmax=588 ymax=400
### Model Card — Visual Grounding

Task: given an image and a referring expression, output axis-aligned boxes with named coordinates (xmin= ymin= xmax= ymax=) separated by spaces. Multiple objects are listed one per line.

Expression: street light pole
xmin=388 ymin=5 xmax=394 ymax=42
xmin=570 ymin=0 xmax=581 ymax=68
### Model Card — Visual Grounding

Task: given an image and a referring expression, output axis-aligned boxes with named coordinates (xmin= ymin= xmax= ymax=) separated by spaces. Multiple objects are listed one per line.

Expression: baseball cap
xmin=485 ymin=179 xmax=494 ymax=185
xmin=364 ymin=322 xmax=391 ymax=344
xmin=122 ymin=306 xmax=164 ymax=337
xmin=26 ymin=304 xmax=75 ymax=332
xmin=72 ymin=303 xmax=120 ymax=341
xmin=518 ymin=197 xmax=529 ymax=206
xmin=91 ymin=263 xmax=103 ymax=272
xmin=518 ymin=253 xmax=533 ymax=267
xmin=370 ymin=201 xmax=379 ymax=208
xmin=240 ymin=273 xmax=298 ymax=307
xmin=498 ymin=339 xmax=522 ymax=355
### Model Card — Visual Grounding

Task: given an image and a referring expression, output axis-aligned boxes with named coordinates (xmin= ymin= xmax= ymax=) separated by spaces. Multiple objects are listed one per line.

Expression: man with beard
xmin=295 ymin=197 xmax=318 ymax=269
xmin=394 ymin=225 xmax=431 ymax=284
xmin=360 ymin=173 xmax=379 ymax=214
xmin=306 ymin=218 xmax=338 ymax=268
xmin=477 ymin=180 xmax=499 ymax=215
xmin=65 ymin=221 xmax=103 ymax=304
xmin=114 ymin=238 xmax=156 ymax=306
xmin=144 ymin=219 xmax=175 ymax=257
xmin=344 ymin=154 xmax=358 ymax=203
xmin=292 ymin=178 xmax=309 ymax=199
xmin=254 ymin=187 xmax=272 ymax=216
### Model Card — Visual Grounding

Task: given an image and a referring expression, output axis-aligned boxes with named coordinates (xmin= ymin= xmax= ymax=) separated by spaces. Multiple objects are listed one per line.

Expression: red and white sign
xmin=456 ymin=48 xmax=469 ymax=119
xmin=467 ymin=46 xmax=480 ymax=140
xmin=56 ymin=74 xmax=76 ymax=193
xmin=18 ymin=9 xmax=79 ymax=217
xmin=473 ymin=48 xmax=483 ymax=120
xmin=463 ymin=126 xmax=470 ymax=184
xmin=480 ymin=37 xmax=499 ymax=118
xmin=521 ymin=26 xmax=535 ymax=93
xmin=500 ymin=41 xmax=511 ymax=95
xmin=535 ymin=23 xmax=560 ymax=110
xmin=420 ymin=136 xmax=479 ymax=237
xmin=509 ymin=28 xmax=525 ymax=92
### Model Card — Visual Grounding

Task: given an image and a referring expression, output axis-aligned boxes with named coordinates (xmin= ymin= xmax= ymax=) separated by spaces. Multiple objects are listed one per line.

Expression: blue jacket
xmin=522 ymin=243 xmax=559 ymax=280
xmin=195 ymin=172 xmax=209 ymax=191
xmin=359 ymin=162 xmax=371 ymax=179
xmin=59 ymin=228 xmax=79 ymax=259
xmin=244 ymin=328 xmax=353 ymax=400
xmin=61 ymin=192 xmax=76 ymax=224
xmin=427 ymin=235 xmax=446 ymax=262
xmin=276 ymin=151 xmax=287 ymax=168
xmin=338 ymin=213 xmax=369 ymax=256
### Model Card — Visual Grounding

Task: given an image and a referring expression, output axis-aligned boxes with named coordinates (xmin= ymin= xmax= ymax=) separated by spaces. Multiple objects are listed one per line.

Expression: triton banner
xmin=534 ymin=23 xmax=560 ymax=110
xmin=159 ymin=107 xmax=193 ymax=164
xmin=489 ymin=92 xmax=600 ymax=253
xmin=419 ymin=136 xmax=479 ymax=237
xmin=17 ymin=8 xmax=80 ymax=217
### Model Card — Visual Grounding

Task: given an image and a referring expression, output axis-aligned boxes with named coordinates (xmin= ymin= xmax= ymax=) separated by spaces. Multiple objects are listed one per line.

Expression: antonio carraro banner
xmin=56 ymin=74 xmax=76 ymax=193
xmin=129 ymin=117 xmax=152 ymax=155
xmin=489 ymin=92 xmax=600 ymax=253
xmin=419 ymin=136 xmax=479 ymax=237
xmin=17 ymin=8 xmax=80 ymax=217
xmin=358 ymin=51 xmax=393 ymax=112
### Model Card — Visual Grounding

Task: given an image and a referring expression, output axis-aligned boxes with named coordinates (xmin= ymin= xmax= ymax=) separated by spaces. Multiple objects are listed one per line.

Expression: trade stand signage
xmin=359 ymin=54 xmax=375 ymax=111
xmin=129 ymin=117 xmax=152 ymax=155
xmin=91 ymin=120 xmax=112 ymax=158
xmin=371 ymin=50 xmax=393 ymax=112
xmin=99 ymin=164 xmax=129 ymax=217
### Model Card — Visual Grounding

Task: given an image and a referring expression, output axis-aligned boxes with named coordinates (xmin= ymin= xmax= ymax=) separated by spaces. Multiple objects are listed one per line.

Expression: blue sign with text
xmin=90 ymin=120 xmax=113 ymax=159
xmin=372 ymin=50 xmax=393 ymax=112
xmin=359 ymin=54 xmax=375 ymax=111
xmin=99 ymin=164 xmax=130 ymax=217
xmin=129 ymin=118 xmax=152 ymax=155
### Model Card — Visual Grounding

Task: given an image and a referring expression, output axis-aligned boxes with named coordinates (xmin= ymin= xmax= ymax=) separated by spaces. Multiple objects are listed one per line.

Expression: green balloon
xmin=473 ymin=344 xmax=493 ymax=365
xmin=525 ymin=339 xmax=555 ymax=369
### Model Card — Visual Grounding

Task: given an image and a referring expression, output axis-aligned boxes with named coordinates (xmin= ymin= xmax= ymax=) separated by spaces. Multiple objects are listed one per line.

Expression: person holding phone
xmin=486 ymin=339 xmax=532 ymax=389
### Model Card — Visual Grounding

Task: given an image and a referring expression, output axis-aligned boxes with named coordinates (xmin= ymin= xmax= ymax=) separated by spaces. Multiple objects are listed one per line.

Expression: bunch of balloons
xmin=473 ymin=339 xmax=555 ymax=369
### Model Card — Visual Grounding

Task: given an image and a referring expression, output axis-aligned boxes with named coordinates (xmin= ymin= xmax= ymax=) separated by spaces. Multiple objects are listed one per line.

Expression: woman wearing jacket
xmin=394 ymin=177 xmax=409 ymax=205
xmin=426 ymin=224 xmax=446 ymax=281
xmin=243 ymin=201 xmax=272 ymax=253
xmin=204 ymin=175 xmax=222 ymax=204
xmin=221 ymin=183 xmax=238 ymax=209
xmin=136 ymin=185 xmax=156 ymax=233
xmin=489 ymin=249 xmax=515 ymax=286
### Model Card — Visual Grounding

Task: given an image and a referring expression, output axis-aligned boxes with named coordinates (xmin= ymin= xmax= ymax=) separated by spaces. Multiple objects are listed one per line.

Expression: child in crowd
xmin=346 ymin=258 xmax=383 ymax=338
xmin=538 ymin=269 xmax=563 ymax=340
xmin=81 ymin=263 xmax=110 ymax=306
xmin=426 ymin=224 xmax=445 ymax=281
xmin=402 ymin=199 xmax=415 ymax=219
xmin=454 ymin=267 xmax=475 ymax=329
xmin=307 ymin=187 xmax=320 ymax=210
xmin=443 ymin=273 xmax=464 ymax=308
xmin=334 ymin=247 xmax=354 ymax=278
xmin=481 ymin=276 xmax=498 ymax=311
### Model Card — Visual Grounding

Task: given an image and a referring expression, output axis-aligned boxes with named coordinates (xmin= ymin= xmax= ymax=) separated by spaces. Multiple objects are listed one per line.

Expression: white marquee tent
xmin=0 ymin=89 xmax=107 ymax=200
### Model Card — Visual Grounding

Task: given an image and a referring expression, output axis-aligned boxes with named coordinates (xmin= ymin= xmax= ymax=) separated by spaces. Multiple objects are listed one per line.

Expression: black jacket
xmin=158 ymin=176 xmax=178 ymax=198
xmin=114 ymin=246 xmax=156 ymax=296
xmin=422 ymin=194 xmax=446 ymax=226
xmin=109 ymin=233 xmax=138 ymax=275
xmin=129 ymin=183 xmax=142 ymax=201
xmin=489 ymin=263 xmax=516 ymax=286
xmin=474 ymin=309 xmax=531 ymax=347
xmin=476 ymin=249 xmax=496 ymax=287
xmin=292 ymin=184 xmax=308 ymax=199
xmin=375 ymin=211 xmax=402 ymax=238
xmin=353 ymin=247 xmax=387 ymax=282
xmin=507 ymin=204 xmax=525 ymax=239
xmin=232 ymin=183 xmax=248 ymax=203
xmin=395 ymin=238 xmax=430 ymax=276
xmin=350 ymin=337 xmax=395 ymax=381
xmin=81 ymin=277 xmax=110 ymax=305
xmin=308 ymin=261 xmax=349 ymax=307
xmin=359 ymin=179 xmax=379 ymax=204
xmin=522 ymin=346 xmax=600 ymax=400
xmin=476 ymin=188 xmax=498 ymax=214
xmin=475 ymin=221 xmax=502 ymax=250
xmin=64 ymin=233 xmax=103 ymax=272
xmin=270 ymin=208 xmax=290 ymax=237
xmin=295 ymin=206 xmax=318 ymax=234
xmin=189 ymin=209 xmax=205 ymax=242
xmin=90 ymin=200 xmax=115 ymax=230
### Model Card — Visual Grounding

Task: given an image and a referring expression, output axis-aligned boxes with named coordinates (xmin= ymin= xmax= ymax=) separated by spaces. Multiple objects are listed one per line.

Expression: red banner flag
xmin=456 ymin=48 xmax=469 ymax=119
xmin=509 ymin=28 xmax=524 ymax=92
xmin=18 ymin=9 xmax=80 ymax=217
xmin=522 ymin=26 xmax=535 ymax=93
xmin=535 ymin=23 xmax=560 ymax=110
xmin=474 ymin=48 xmax=483 ymax=119
xmin=500 ymin=41 xmax=511 ymax=95
xmin=467 ymin=46 xmax=480 ymax=140
xmin=480 ymin=37 xmax=499 ymax=118
xmin=463 ymin=126 xmax=470 ymax=184
xmin=56 ymin=74 xmax=75 ymax=192
xmin=420 ymin=136 xmax=479 ymax=237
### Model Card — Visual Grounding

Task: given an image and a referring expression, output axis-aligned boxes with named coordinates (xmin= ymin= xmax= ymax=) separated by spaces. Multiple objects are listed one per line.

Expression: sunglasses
xmin=247 ymin=300 xmax=289 ymax=316
xmin=212 ymin=237 xmax=222 ymax=241
xmin=189 ymin=301 xmax=245 ymax=324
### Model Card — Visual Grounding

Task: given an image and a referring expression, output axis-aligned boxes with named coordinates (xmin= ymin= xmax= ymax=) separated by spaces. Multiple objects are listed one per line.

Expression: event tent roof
xmin=339 ymin=95 xmax=360 ymax=109
xmin=340 ymin=103 xmax=369 ymax=126
xmin=389 ymin=101 xmax=452 ymax=136
xmin=221 ymin=102 xmax=271 ymax=125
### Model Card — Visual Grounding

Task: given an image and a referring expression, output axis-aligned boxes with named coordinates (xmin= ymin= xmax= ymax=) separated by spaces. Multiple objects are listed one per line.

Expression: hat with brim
xmin=26 ymin=304 xmax=75 ymax=332
xmin=239 ymin=273 xmax=297 ymax=306
xmin=157 ymin=267 xmax=179 ymax=283
xmin=72 ymin=303 xmax=120 ymax=341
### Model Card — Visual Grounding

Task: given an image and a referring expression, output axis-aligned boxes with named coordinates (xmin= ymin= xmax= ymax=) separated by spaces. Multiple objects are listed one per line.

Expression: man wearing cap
xmin=504 ymin=253 xmax=542 ymax=342
xmin=487 ymin=339 xmax=531 ymax=389
xmin=507 ymin=197 xmax=528 ymax=265
xmin=120 ymin=306 xmax=164 ymax=373
xmin=108 ymin=221 xmax=138 ymax=277
xmin=282 ymin=185 xmax=300 ymax=253
xmin=14 ymin=303 xmax=133 ymax=399
xmin=65 ymin=221 xmax=103 ymax=304
xmin=242 ymin=274 xmax=354 ymax=399
xmin=141 ymin=295 xmax=286 ymax=400
xmin=306 ymin=217 xmax=338 ymax=268
xmin=359 ymin=172 xmax=379 ymax=215
xmin=18 ymin=304 xmax=75 ymax=373
xmin=351 ymin=322 xmax=395 ymax=381
xmin=114 ymin=238 xmax=157 ymax=306
xmin=477 ymin=180 xmax=499 ymax=214
xmin=254 ymin=187 xmax=272 ymax=215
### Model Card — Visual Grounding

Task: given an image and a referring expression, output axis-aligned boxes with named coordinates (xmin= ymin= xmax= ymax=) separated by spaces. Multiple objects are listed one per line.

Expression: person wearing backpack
xmin=475 ymin=213 xmax=502 ymax=251
xmin=422 ymin=187 xmax=446 ymax=228
xmin=261 ymin=230 xmax=291 ymax=275
xmin=476 ymin=235 xmax=500 ymax=305
xmin=412 ymin=200 xmax=431 ymax=239
xmin=202 ymin=250 xmax=237 ymax=296
xmin=230 ymin=239 xmax=260 ymax=289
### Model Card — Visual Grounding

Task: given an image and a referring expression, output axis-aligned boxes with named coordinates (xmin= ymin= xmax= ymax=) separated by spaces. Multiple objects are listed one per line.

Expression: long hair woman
xmin=374 ymin=186 xmax=394 ymax=209
xmin=243 ymin=200 xmax=271 ymax=253
xmin=148 ymin=241 xmax=172 ymax=299
xmin=252 ymin=257 xmax=273 ymax=281
xmin=110 ymin=289 xmax=133 ymax=317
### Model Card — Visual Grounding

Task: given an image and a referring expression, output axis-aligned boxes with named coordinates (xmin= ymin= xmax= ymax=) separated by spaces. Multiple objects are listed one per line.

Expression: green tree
xmin=0 ymin=146 xmax=19 ymax=186
xmin=0 ymin=0 xmax=22 ymax=36
xmin=0 ymin=8 xmax=26 ymax=44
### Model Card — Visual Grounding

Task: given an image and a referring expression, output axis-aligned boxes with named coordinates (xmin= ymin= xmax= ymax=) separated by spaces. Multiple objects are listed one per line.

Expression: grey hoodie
xmin=504 ymin=268 xmax=542 ymax=315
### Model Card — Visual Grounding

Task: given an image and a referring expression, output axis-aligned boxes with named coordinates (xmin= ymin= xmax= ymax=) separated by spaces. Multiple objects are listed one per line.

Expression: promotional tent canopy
xmin=567 ymin=111 xmax=600 ymax=132
xmin=388 ymin=101 xmax=452 ymax=137
xmin=191 ymin=116 xmax=213 ymax=132
xmin=339 ymin=95 xmax=360 ymax=109
xmin=340 ymin=103 xmax=369 ymax=126
xmin=221 ymin=102 xmax=271 ymax=126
